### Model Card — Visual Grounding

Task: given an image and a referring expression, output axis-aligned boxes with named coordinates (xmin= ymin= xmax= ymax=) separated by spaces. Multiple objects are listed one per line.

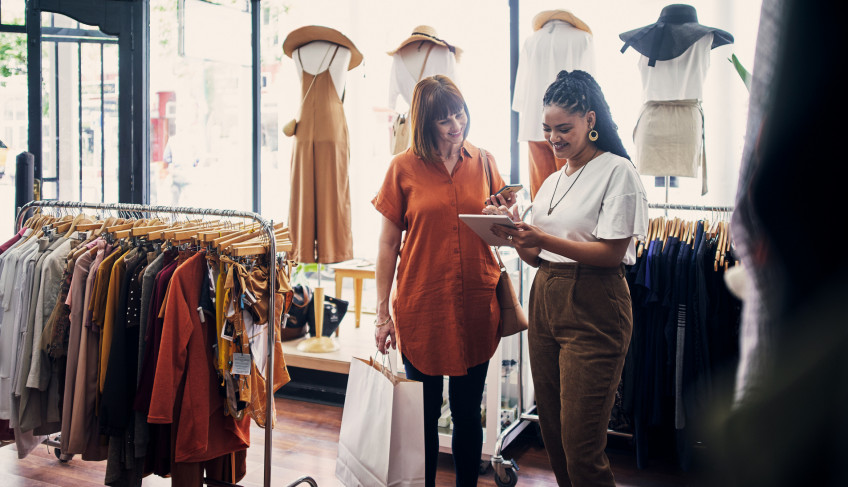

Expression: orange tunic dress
xmin=373 ymin=142 xmax=504 ymax=376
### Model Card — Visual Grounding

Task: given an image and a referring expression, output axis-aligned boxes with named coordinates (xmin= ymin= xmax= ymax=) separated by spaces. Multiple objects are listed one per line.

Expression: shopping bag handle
xmin=376 ymin=349 xmax=394 ymax=376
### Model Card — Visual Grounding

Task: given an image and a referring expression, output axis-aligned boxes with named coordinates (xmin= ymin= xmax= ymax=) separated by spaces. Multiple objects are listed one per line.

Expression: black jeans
xmin=402 ymin=355 xmax=489 ymax=487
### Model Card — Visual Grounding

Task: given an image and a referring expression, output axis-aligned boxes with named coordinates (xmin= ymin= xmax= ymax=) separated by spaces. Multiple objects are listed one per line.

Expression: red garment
xmin=148 ymin=252 xmax=249 ymax=462
xmin=372 ymin=141 xmax=504 ymax=376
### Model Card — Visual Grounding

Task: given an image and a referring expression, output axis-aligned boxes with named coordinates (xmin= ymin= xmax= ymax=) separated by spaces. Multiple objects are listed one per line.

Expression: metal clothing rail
xmin=648 ymin=203 xmax=735 ymax=212
xmin=14 ymin=200 xmax=296 ymax=487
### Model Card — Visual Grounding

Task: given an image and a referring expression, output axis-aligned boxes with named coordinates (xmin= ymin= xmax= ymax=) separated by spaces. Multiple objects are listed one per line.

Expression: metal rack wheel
xmin=284 ymin=476 xmax=318 ymax=487
xmin=494 ymin=467 xmax=518 ymax=487
xmin=53 ymin=447 xmax=71 ymax=463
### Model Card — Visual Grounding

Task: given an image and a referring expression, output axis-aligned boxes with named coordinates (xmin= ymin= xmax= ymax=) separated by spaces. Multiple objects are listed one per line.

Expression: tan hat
xmin=283 ymin=25 xmax=363 ymax=70
xmin=532 ymin=10 xmax=592 ymax=35
xmin=386 ymin=25 xmax=463 ymax=61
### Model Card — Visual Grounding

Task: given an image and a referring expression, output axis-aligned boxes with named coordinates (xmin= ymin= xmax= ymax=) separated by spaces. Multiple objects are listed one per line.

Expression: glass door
xmin=39 ymin=13 xmax=118 ymax=202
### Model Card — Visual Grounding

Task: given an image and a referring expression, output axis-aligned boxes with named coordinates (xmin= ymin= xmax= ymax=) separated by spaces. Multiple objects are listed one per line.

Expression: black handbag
xmin=281 ymin=284 xmax=312 ymax=341
xmin=308 ymin=295 xmax=349 ymax=337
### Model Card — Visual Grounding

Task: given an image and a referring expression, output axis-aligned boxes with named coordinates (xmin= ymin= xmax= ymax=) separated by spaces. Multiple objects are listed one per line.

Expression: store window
xmin=39 ymin=13 xmax=119 ymax=204
xmin=149 ymin=0 xmax=253 ymax=211
xmin=0 ymin=0 xmax=24 ymax=26
xmin=0 ymin=3 xmax=26 ymax=233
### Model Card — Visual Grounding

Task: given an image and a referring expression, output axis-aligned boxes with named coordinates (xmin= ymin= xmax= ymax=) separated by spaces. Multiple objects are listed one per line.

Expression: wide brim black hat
xmin=619 ymin=4 xmax=733 ymax=66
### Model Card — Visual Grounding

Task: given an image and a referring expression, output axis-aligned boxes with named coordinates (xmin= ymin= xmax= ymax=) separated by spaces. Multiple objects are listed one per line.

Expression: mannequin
xmin=282 ymin=25 xmax=362 ymax=266
xmin=512 ymin=10 xmax=595 ymax=199
xmin=293 ymin=40 xmax=351 ymax=100
xmin=387 ymin=32 xmax=459 ymax=110
xmin=621 ymin=4 xmax=733 ymax=195
xmin=386 ymin=26 xmax=460 ymax=154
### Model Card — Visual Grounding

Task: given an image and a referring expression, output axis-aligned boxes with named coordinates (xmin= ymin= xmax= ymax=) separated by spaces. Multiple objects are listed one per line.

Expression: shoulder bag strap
xmin=416 ymin=43 xmax=436 ymax=82
xmin=480 ymin=148 xmax=492 ymax=195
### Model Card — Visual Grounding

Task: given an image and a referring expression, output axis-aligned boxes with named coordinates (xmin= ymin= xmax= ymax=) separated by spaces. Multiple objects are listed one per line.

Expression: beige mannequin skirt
xmin=633 ymin=99 xmax=707 ymax=194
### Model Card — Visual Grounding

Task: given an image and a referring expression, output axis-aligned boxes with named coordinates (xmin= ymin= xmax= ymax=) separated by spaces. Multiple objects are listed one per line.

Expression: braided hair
xmin=542 ymin=70 xmax=631 ymax=161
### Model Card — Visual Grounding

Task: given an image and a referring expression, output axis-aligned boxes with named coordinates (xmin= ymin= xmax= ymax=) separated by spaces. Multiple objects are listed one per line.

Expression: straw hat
xmin=532 ymin=10 xmax=592 ymax=34
xmin=283 ymin=25 xmax=363 ymax=70
xmin=619 ymin=4 xmax=733 ymax=66
xmin=387 ymin=25 xmax=463 ymax=61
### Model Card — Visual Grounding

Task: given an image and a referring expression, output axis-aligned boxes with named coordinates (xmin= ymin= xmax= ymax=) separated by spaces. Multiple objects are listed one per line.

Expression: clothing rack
xmin=14 ymin=200 xmax=307 ymax=487
xmin=648 ymin=202 xmax=734 ymax=212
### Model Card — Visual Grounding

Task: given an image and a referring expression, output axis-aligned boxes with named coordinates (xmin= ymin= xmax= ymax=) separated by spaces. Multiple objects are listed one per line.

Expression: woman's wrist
xmin=374 ymin=315 xmax=393 ymax=328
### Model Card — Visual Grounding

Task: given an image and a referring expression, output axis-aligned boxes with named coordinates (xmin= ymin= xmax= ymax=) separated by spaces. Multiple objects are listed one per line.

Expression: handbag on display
xmin=336 ymin=354 xmax=425 ymax=486
xmin=481 ymin=148 xmax=529 ymax=337
xmin=281 ymin=284 xmax=312 ymax=341
xmin=389 ymin=113 xmax=411 ymax=155
xmin=308 ymin=294 xmax=349 ymax=337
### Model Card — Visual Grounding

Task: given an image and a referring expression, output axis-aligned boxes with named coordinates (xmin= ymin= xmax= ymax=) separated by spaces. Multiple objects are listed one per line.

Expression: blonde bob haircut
xmin=410 ymin=75 xmax=470 ymax=164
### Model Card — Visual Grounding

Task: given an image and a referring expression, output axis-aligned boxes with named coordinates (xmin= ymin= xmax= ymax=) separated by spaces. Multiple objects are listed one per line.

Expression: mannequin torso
xmin=388 ymin=42 xmax=457 ymax=110
xmin=293 ymin=40 xmax=351 ymax=99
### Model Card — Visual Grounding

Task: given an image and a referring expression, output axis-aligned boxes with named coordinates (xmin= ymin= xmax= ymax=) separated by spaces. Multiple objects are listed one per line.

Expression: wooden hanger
xmin=63 ymin=213 xmax=92 ymax=238
xmin=105 ymin=221 xmax=135 ymax=233
xmin=92 ymin=216 xmax=120 ymax=238
xmin=172 ymin=221 xmax=228 ymax=242
xmin=714 ymin=221 xmax=727 ymax=271
xmin=131 ymin=223 xmax=171 ymax=237
xmin=230 ymin=239 xmax=293 ymax=257
xmin=76 ymin=222 xmax=104 ymax=231
xmin=217 ymin=222 xmax=286 ymax=251
xmin=198 ymin=223 xmax=259 ymax=243
xmin=228 ymin=227 xmax=292 ymax=256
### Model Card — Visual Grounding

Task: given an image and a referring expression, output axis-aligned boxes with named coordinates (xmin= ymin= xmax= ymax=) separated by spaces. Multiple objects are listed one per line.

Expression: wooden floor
xmin=0 ymin=396 xmax=694 ymax=486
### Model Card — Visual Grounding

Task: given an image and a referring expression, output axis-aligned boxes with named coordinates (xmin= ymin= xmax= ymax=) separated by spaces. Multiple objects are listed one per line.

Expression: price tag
xmin=231 ymin=353 xmax=252 ymax=376
xmin=221 ymin=321 xmax=234 ymax=341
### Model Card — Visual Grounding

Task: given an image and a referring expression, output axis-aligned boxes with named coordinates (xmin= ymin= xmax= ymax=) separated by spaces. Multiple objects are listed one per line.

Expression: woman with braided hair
xmin=491 ymin=69 xmax=648 ymax=485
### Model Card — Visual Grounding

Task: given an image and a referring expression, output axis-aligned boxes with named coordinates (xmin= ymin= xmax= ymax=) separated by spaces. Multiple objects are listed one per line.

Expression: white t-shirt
xmin=388 ymin=43 xmax=458 ymax=111
xmin=638 ymin=34 xmax=712 ymax=102
xmin=512 ymin=20 xmax=595 ymax=141
xmin=532 ymin=152 xmax=648 ymax=265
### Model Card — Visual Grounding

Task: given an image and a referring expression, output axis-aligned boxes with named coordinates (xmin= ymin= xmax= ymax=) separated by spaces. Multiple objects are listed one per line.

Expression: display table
xmin=329 ymin=259 xmax=376 ymax=333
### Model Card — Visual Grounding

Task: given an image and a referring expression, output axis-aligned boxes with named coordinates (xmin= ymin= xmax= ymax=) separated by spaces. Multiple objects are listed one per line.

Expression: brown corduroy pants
xmin=528 ymin=261 xmax=633 ymax=486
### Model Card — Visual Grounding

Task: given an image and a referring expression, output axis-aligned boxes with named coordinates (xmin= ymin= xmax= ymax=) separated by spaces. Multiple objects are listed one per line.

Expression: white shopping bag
xmin=335 ymin=355 xmax=425 ymax=487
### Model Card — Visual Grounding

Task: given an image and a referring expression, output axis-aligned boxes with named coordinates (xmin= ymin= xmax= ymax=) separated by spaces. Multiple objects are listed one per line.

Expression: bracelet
xmin=374 ymin=316 xmax=392 ymax=328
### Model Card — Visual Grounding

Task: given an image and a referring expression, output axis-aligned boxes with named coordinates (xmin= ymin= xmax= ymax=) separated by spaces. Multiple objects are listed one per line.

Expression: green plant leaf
xmin=728 ymin=54 xmax=752 ymax=91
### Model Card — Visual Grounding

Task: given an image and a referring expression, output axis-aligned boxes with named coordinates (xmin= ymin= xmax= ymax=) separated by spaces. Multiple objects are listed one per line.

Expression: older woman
xmin=372 ymin=75 xmax=514 ymax=487
xmin=493 ymin=70 xmax=648 ymax=486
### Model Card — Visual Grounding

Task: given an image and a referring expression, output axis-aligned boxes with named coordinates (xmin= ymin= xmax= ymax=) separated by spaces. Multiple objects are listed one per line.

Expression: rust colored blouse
xmin=373 ymin=141 xmax=505 ymax=376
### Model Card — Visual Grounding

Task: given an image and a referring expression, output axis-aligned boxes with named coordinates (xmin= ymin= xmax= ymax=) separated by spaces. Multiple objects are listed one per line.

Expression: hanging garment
xmin=17 ymin=235 xmax=67 ymax=435
xmin=148 ymin=251 xmax=250 ymax=463
xmin=289 ymin=48 xmax=354 ymax=264
xmin=623 ymin=217 xmax=741 ymax=470
xmin=513 ymin=17 xmax=595 ymax=199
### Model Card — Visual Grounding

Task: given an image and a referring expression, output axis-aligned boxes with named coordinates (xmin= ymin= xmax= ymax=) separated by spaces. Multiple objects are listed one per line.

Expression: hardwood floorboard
xmin=0 ymin=397 xmax=691 ymax=486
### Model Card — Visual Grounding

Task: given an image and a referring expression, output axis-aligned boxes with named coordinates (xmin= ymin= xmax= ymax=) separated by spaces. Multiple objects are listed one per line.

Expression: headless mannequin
xmin=390 ymin=42 xmax=455 ymax=109
xmin=399 ymin=42 xmax=435 ymax=80
xmin=293 ymin=40 xmax=351 ymax=99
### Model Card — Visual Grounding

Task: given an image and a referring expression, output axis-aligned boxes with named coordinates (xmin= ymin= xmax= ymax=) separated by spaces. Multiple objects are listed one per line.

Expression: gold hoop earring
xmin=588 ymin=129 xmax=599 ymax=142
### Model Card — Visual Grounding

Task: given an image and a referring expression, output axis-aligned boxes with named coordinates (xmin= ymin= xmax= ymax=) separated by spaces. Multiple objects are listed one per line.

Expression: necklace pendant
xmin=547 ymin=207 xmax=554 ymax=216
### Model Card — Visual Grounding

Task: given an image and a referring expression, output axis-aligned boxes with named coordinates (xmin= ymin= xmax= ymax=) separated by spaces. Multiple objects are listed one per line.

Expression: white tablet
xmin=458 ymin=214 xmax=517 ymax=247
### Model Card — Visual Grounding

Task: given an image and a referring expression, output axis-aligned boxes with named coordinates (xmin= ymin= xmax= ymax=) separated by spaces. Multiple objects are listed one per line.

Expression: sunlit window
xmin=149 ymin=0 xmax=253 ymax=211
